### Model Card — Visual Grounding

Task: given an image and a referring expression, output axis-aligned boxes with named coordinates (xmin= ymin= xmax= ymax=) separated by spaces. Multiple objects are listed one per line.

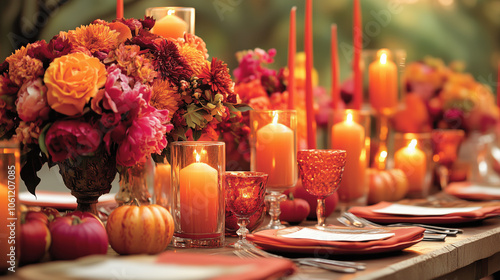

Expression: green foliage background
xmin=1 ymin=0 xmax=499 ymax=91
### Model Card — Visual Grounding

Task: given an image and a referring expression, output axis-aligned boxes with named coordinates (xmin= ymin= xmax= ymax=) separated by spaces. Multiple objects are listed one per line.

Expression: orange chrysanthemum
xmin=150 ymin=79 xmax=181 ymax=119
xmin=175 ymin=41 xmax=207 ymax=76
xmin=68 ymin=24 xmax=119 ymax=53
xmin=105 ymin=44 xmax=157 ymax=83
xmin=6 ymin=47 xmax=44 ymax=86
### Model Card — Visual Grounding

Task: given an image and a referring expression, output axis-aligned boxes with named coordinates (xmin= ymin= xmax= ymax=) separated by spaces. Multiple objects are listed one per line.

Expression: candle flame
xmin=380 ymin=53 xmax=387 ymax=65
xmin=194 ymin=150 xmax=201 ymax=162
xmin=167 ymin=9 xmax=175 ymax=16
xmin=346 ymin=112 xmax=354 ymax=124
xmin=272 ymin=111 xmax=279 ymax=124
xmin=378 ymin=150 xmax=387 ymax=163
xmin=408 ymin=139 xmax=418 ymax=151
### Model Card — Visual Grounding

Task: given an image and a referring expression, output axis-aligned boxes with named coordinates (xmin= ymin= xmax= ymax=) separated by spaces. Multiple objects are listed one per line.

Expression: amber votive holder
xmin=0 ymin=141 xmax=20 ymax=273
xmin=171 ymin=141 xmax=225 ymax=248
xmin=146 ymin=7 xmax=195 ymax=39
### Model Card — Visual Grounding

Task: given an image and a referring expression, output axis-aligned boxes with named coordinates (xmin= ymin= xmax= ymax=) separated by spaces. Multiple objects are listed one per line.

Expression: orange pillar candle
xmin=331 ymin=112 xmax=366 ymax=201
xmin=369 ymin=49 xmax=398 ymax=114
xmin=179 ymin=152 xmax=218 ymax=234
xmin=256 ymin=115 xmax=295 ymax=191
xmin=154 ymin=163 xmax=171 ymax=210
xmin=394 ymin=139 xmax=426 ymax=193
xmin=152 ymin=10 xmax=188 ymax=39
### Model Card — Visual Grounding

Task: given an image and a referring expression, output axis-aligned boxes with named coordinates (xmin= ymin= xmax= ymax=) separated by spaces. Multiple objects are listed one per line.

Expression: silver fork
xmin=338 ymin=212 xmax=447 ymax=241
xmin=234 ymin=242 xmax=365 ymax=273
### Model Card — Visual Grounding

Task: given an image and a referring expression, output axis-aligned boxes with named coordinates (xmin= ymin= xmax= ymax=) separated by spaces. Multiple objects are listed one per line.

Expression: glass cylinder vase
xmin=171 ymin=141 xmax=225 ymax=248
xmin=115 ymin=157 xmax=155 ymax=206
xmin=249 ymin=110 xmax=297 ymax=230
xmin=146 ymin=7 xmax=195 ymax=39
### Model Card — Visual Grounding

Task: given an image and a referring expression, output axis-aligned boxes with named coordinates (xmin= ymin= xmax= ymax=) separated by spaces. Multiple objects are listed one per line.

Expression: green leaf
xmin=38 ymin=123 xmax=52 ymax=157
xmin=229 ymin=103 xmax=253 ymax=113
xmin=184 ymin=104 xmax=205 ymax=129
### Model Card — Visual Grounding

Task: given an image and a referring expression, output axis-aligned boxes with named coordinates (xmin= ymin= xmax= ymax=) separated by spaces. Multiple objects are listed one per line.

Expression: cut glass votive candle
xmin=329 ymin=109 xmax=371 ymax=210
xmin=0 ymin=141 xmax=20 ymax=273
xmin=171 ymin=141 xmax=225 ymax=248
xmin=146 ymin=7 xmax=195 ymax=39
xmin=393 ymin=133 xmax=433 ymax=198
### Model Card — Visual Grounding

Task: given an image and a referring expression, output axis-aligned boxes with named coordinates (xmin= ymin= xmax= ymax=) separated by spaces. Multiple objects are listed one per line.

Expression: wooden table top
xmin=11 ymin=212 xmax=500 ymax=280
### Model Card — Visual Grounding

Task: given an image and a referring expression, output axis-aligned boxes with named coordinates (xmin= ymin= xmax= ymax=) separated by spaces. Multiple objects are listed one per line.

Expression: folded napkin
xmin=349 ymin=201 xmax=500 ymax=224
xmin=446 ymin=182 xmax=500 ymax=201
xmin=246 ymin=226 xmax=424 ymax=255
xmin=156 ymin=252 xmax=297 ymax=280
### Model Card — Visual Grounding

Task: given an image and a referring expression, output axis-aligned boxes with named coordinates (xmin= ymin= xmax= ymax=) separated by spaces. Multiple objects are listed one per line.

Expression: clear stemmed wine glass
xmin=431 ymin=129 xmax=465 ymax=189
xmin=297 ymin=149 xmax=347 ymax=229
xmin=225 ymin=172 xmax=268 ymax=248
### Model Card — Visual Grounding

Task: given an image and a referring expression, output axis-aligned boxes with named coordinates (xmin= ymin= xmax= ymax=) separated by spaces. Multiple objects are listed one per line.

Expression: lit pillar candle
xmin=331 ymin=112 xmax=366 ymax=201
xmin=179 ymin=151 xmax=218 ymax=234
xmin=256 ymin=114 xmax=295 ymax=191
xmin=369 ymin=49 xmax=398 ymax=114
xmin=154 ymin=163 xmax=171 ymax=210
xmin=152 ymin=10 xmax=188 ymax=39
xmin=394 ymin=139 xmax=426 ymax=193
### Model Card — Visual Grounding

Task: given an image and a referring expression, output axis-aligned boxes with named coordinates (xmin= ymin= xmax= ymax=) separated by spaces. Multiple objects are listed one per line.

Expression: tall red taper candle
xmin=305 ymin=0 xmax=317 ymax=149
xmin=288 ymin=7 xmax=297 ymax=110
xmin=352 ymin=0 xmax=362 ymax=110
xmin=331 ymin=24 xmax=339 ymax=110
xmin=497 ymin=61 xmax=500 ymax=109
xmin=116 ymin=0 xmax=124 ymax=19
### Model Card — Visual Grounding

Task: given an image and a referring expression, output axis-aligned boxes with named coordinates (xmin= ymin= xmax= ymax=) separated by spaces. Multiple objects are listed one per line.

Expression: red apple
xmin=20 ymin=212 xmax=51 ymax=264
xmin=291 ymin=179 xmax=338 ymax=220
xmin=279 ymin=195 xmax=310 ymax=225
xmin=49 ymin=213 xmax=108 ymax=260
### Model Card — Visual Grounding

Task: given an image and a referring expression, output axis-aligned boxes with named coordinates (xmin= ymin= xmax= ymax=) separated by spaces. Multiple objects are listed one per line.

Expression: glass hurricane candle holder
xmin=431 ymin=129 xmax=465 ymax=189
xmin=393 ymin=133 xmax=433 ymax=198
xmin=225 ymin=172 xmax=268 ymax=248
xmin=329 ymin=109 xmax=370 ymax=212
xmin=171 ymin=141 xmax=225 ymax=248
xmin=146 ymin=7 xmax=195 ymax=39
xmin=0 ymin=141 xmax=20 ymax=273
xmin=297 ymin=149 xmax=346 ymax=229
xmin=250 ymin=110 xmax=297 ymax=230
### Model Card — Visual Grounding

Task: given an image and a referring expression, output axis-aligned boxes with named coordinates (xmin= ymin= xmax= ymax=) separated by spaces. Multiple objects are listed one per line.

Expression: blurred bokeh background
xmin=1 ymin=0 xmax=500 ymax=91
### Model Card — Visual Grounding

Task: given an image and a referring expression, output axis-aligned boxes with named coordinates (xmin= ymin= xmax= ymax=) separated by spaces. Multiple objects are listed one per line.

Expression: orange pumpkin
xmin=367 ymin=168 xmax=409 ymax=205
xmin=106 ymin=204 xmax=174 ymax=255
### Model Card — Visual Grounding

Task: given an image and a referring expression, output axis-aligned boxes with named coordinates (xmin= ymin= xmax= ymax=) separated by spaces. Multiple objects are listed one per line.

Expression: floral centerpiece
xmin=392 ymin=57 xmax=499 ymax=134
xmin=0 ymin=17 xmax=247 ymax=211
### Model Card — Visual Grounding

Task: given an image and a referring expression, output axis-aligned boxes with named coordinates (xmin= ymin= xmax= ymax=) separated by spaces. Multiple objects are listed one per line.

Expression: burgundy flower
xmin=45 ymin=120 xmax=102 ymax=162
xmin=153 ymin=39 xmax=192 ymax=84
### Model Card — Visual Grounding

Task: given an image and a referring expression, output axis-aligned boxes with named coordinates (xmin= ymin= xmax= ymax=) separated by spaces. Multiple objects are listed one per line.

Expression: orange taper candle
xmin=352 ymin=0 xmax=363 ymax=110
xmin=305 ymin=0 xmax=317 ymax=148
xmin=116 ymin=0 xmax=123 ymax=19
xmin=288 ymin=7 xmax=297 ymax=110
xmin=331 ymin=24 xmax=339 ymax=110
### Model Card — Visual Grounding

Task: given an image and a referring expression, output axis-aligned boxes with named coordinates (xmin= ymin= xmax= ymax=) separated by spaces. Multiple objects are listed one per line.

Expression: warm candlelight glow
xmin=395 ymin=138 xmax=427 ymax=194
xmin=369 ymin=48 xmax=398 ymax=115
xmin=408 ymin=139 xmax=418 ymax=151
xmin=380 ymin=53 xmax=387 ymax=64
xmin=346 ymin=112 xmax=354 ymax=124
xmin=194 ymin=150 xmax=201 ymax=162
xmin=168 ymin=9 xmax=175 ymax=16
xmin=378 ymin=150 xmax=388 ymax=165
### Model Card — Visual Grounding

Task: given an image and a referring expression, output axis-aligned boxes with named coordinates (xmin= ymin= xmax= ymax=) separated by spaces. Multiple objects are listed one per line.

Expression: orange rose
xmin=44 ymin=53 xmax=107 ymax=116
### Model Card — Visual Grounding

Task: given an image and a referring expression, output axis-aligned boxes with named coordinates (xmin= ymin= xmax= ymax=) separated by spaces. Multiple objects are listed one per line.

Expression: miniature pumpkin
xmin=367 ymin=168 xmax=409 ymax=205
xmin=106 ymin=204 xmax=174 ymax=255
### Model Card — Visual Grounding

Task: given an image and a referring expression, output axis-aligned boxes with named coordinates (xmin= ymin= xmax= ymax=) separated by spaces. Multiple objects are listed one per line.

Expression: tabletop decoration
xmin=250 ymin=110 xmax=297 ymax=230
xmin=393 ymin=133 xmax=433 ymax=198
xmin=171 ymin=141 xmax=225 ymax=248
xmin=304 ymin=0 xmax=316 ymax=149
xmin=431 ymin=129 xmax=465 ymax=189
xmin=224 ymin=171 xmax=268 ymax=248
xmin=297 ymin=149 xmax=346 ymax=229
xmin=146 ymin=7 xmax=195 ymax=39
xmin=0 ymin=16 xmax=248 ymax=214
xmin=0 ymin=141 xmax=20 ymax=272
xmin=330 ymin=109 xmax=370 ymax=211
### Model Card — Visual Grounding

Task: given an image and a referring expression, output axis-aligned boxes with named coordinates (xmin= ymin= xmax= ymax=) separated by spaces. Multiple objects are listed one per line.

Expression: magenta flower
xmin=45 ymin=120 xmax=102 ymax=162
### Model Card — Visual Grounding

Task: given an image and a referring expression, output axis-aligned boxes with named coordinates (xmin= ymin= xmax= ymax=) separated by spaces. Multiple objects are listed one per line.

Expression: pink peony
xmin=116 ymin=109 xmax=171 ymax=166
xmin=16 ymin=78 xmax=50 ymax=122
xmin=45 ymin=120 xmax=102 ymax=162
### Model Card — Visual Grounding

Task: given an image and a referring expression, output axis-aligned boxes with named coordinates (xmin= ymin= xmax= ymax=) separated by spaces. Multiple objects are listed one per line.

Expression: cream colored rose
xmin=44 ymin=53 xmax=107 ymax=116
